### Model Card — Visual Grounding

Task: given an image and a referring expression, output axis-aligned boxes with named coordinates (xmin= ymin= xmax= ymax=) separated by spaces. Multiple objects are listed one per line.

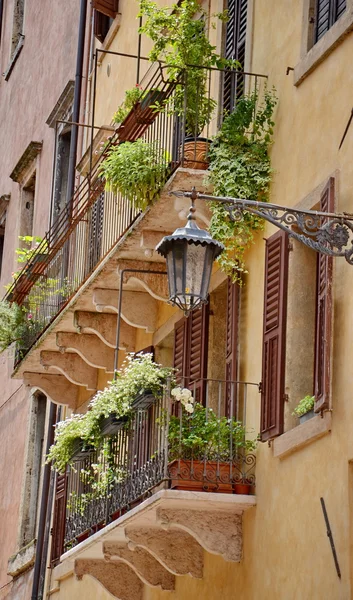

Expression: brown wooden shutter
xmin=92 ymin=0 xmax=119 ymax=19
xmin=50 ymin=472 xmax=68 ymax=566
xmin=225 ymin=278 xmax=239 ymax=417
xmin=173 ymin=304 xmax=209 ymax=403
xmin=223 ymin=0 xmax=248 ymax=112
xmin=188 ymin=304 xmax=209 ymax=405
xmin=174 ymin=318 xmax=187 ymax=385
xmin=260 ymin=230 xmax=289 ymax=442
xmin=314 ymin=178 xmax=334 ymax=412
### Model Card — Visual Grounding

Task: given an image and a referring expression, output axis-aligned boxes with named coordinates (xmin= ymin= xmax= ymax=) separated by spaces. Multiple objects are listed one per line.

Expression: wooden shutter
xmin=187 ymin=304 xmax=209 ymax=404
xmin=225 ymin=279 xmax=239 ymax=417
xmin=92 ymin=0 xmax=119 ymax=19
xmin=174 ymin=318 xmax=187 ymax=385
xmin=314 ymin=178 xmax=334 ymax=412
xmin=315 ymin=0 xmax=346 ymax=42
xmin=260 ymin=231 xmax=289 ymax=442
xmin=50 ymin=472 xmax=68 ymax=566
xmin=223 ymin=0 xmax=248 ymax=113
xmin=173 ymin=305 xmax=209 ymax=403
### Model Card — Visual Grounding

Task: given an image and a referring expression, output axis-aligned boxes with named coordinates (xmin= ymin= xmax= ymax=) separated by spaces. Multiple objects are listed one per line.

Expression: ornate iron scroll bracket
xmin=172 ymin=189 xmax=353 ymax=265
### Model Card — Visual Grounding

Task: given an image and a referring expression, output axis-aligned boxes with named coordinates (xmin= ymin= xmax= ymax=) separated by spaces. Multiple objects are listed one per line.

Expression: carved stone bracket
xmin=118 ymin=259 xmax=168 ymax=301
xmin=75 ymin=559 xmax=143 ymax=600
xmin=56 ymin=332 xmax=115 ymax=372
xmin=40 ymin=351 xmax=97 ymax=391
xmin=93 ymin=289 xmax=158 ymax=333
xmin=23 ymin=372 xmax=78 ymax=408
xmin=157 ymin=508 xmax=243 ymax=562
xmin=103 ymin=542 xmax=175 ymax=590
xmin=74 ymin=311 xmax=136 ymax=351
xmin=125 ymin=527 xmax=203 ymax=578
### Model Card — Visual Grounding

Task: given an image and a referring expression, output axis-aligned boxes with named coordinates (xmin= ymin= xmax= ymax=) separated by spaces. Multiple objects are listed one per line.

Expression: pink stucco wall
xmin=0 ymin=0 xmax=82 ymax=595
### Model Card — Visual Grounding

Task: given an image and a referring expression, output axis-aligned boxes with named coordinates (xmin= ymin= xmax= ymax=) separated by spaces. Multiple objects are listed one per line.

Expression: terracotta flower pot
xmin=168 ymin=459 xmax=234 ymax=493
xmin=233 ymin=482 xmax=252 ymax=495
xmin=181 ymin=137 xmax=210 ymax=170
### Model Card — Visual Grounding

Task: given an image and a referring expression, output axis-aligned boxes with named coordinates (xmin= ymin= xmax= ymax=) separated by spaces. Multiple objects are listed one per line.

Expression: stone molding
xmin=157 ymin=507 xmax=243 ymax=562
xmin=10 ymin=141 xmax=42 ymax=183
xmin=40 ymin=351 xmax=97 ymax=391
xmin=23 ymin=372 xmax=78 ymax=408
xmin=56 ymin=332 xmax=115 ymax=372
xmin=125 ymin=527 xmax=204 ymax=578
xmin=74 ymin=310 xmax=136 ymax=350
xmin=103 ymin=542 xmax=175 ymax=590
xmin=7 ymin=539 xmax=36 ymax=577
xmin=93 ymin=289 xmax=158 ymax=332
xmin=75 ymin=559 xmax=143 ymax=600
xmin=46 ymin=80 xmax=75 ymax=128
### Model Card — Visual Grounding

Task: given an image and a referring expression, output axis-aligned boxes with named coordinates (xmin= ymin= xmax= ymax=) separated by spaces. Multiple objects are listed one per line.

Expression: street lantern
xmin=156 ymin=199 xmax=224 ymax=314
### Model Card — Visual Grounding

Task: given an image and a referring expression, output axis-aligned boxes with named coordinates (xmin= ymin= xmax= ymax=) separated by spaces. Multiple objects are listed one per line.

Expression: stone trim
xmin=273 ymin=411 xmax=332 ymax=459
xmin=46 ymin=81 xmax=75 ymax=128
xmin=4 ymin=35 xmax=25 ymax=81
xmin=10 ymin=141 xmax=42 ymax=183
xmin=97 ymin=14 xmax=122 ymax=63
xmin=294 ymin=1 xmax=353 ymax=86
xmin=7 ymin=539 xmax=36 ymax=577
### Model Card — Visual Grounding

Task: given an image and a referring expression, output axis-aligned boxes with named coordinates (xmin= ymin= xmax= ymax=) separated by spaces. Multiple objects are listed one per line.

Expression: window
xmin=223 ymin=0 xmax=248 ymax=114
xmin=92 ymin=0 xmax=119 ymax=43
xmin=315 ymin=0 xmax=346 ymax=43
xmin=52 ymin=127 xmax=72 ymax=225
xmin=260 ymin=180 xmax=334 ymax=442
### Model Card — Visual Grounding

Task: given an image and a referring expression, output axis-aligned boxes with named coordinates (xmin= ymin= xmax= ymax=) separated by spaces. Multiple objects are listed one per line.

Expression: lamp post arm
xmin=173 ymin=189 xmax=353 ymax=265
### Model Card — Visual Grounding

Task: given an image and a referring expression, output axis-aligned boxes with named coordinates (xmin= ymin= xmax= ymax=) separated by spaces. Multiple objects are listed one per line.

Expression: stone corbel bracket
xmin=23 ymin=372 xmax=78 ymax=408
xmin=103 ymin=542 xmax=175 ymax=590
xmin=75 ymin=559 xmax=143 ymax=600
xmin=125 ymin=527 xmax=203 ymax=578
xmin=56 ymin=332 xmax=115 ymax=373
xmin=40 ymin=351 xmax=97 ymax=391
xmin=118 ymin=258 xmax=169 ymax=301
xmin=93 ymin=289 xmax=158 ymax=333
xmin=157 ymin=507 xmax=243 ymax=562
xmin=74 ymin=311 xmax=136 ymax=351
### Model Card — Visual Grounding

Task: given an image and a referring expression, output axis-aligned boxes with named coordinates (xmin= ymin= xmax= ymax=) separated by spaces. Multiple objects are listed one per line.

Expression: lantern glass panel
xmin=185 ymin=243 xmax=208 ymax=299
xmin=166 ymin=250 xmax=175 ymax=298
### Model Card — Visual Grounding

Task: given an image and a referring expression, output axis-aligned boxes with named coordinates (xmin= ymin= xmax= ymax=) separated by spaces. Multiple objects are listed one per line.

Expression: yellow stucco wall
xmin=51 ymin=0 xmax=353 ymax=598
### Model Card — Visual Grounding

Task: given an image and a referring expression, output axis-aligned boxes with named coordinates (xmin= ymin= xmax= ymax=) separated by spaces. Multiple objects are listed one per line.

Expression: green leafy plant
xmin=113 ymin=85 xmax=144 ymax=124
xmin=208 ymin=88 xmax=277 ymax=282
xmin=99 ymin=139 xmax=170 ymax=209
xmin=15 ymin=235 xmax=46 ymax=264
xmin=292 ymin=395 xmax=315 ymax=417
xmin=0 ymin=301 xmax=27 ymax=352
xmin=168 ymin=387 xmax=257 ymax=461
xmin=139 ymin=0 xmax=235 ymax=137
xmin=47 ymin=353 xmax=173 ymax=473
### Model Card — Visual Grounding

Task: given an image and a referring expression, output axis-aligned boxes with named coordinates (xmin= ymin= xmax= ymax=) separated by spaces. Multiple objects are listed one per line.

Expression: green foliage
xmin=168 ymin=402 xmax=257 ymax=461
xmin=99 ymin=139 xmax=169 ymax=210
xmin=15 ymin=235 xmax=46 ymax=264
xmin=139 ymin=0 xmax=237 ymax=136
xmin=208 ymin=88 xmax=277 ymax=282
xmin=47 ymin=353 xmax=173 ymax=473
xmin=0 ymin=301 xmax=27 ymax=352
xmin=292 ymin=395 xmax=315 ymax=417
xmin=113 ymin=86 xmax=143 ymax=124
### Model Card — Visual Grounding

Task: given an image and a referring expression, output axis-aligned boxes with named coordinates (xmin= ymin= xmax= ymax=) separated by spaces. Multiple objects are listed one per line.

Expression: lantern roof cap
xmin=155 ymin=206 xmax=224 ymax=258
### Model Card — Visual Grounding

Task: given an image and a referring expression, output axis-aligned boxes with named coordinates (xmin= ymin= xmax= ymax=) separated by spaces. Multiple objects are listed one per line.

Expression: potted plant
xmin=99 ymin=139 xmax=170 ymax=210
xmin=139 ymin=0 xmax=234 ymax=169
xmin=208 ymin=88 xmax=277 ymax=283
xmin=0 ymin=300 xmax=27 ymax=352
xmin=167 ymin=387 xmax=257 ymax=493
xmin=292 ymin=395 xmax=315 ymax=424
xmin=113 ymin=85 xmax=169 ymax=142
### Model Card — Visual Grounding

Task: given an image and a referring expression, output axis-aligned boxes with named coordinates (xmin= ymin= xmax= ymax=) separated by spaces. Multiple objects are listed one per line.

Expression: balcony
xmin=50 ymin=378 xmax=258 ymax=598
xmin=5 ymin=62 xmax=267 ymax=384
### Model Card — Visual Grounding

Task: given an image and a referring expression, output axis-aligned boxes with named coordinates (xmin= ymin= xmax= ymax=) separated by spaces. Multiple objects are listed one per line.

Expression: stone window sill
xmin=294 ymin=9 xmax=353 ymax=86
xmin=97 ymin=14 xmax=122 ymax=65
xmin=7 ymin=539 xmax=36 ymax=577
xmin=273 ymin=411 xmax=332 ymax=459
xmin=4 ymin=35 xmax=25 ymax=81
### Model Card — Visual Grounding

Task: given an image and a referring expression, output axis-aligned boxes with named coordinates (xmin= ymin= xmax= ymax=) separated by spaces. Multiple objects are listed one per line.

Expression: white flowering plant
xmin=168 ymin=389 xmax=257 ymax=461
xmin=47 ymin=353 xmax=174 ymax=473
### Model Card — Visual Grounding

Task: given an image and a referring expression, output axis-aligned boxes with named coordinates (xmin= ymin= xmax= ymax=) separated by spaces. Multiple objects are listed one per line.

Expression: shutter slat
xmin=50 ymin=472 xmax=68 ymax=566
xmin=225 ymin=279 xmax=238 ymax=417
xmin=260 ymin=231 xmax=289 ymax=441
xmin=314 ymin=178 xmax=334 ymax=412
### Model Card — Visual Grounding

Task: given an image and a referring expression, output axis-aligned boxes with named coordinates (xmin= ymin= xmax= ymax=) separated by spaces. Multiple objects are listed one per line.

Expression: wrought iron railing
xmin=63 ymin=379 xmax=259 ymax=550
xmin=6 ymin=62 xmax=266 ymax=364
